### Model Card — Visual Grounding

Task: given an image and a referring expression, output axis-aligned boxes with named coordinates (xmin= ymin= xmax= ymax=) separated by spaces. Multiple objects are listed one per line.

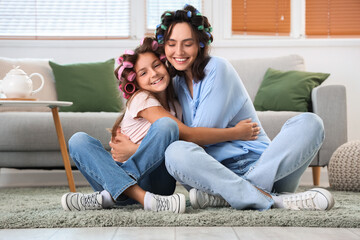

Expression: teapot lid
xmin=7 ymin=66 xmax=27 ymax=75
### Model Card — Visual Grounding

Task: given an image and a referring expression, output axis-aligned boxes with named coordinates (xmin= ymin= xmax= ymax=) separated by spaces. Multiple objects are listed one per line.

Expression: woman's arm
xmin=139 ymin=106 xmax=260 ymax=146
xmin=109 ymin=106 xmax=259 ymax=162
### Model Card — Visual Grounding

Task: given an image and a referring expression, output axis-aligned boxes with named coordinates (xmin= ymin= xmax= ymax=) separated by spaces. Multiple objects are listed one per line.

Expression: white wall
xmin=1 ymin=39 xmax=359 ymax=140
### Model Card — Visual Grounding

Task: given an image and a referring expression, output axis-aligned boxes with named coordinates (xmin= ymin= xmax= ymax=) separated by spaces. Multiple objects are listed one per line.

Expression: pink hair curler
xmin=127 ymin=71 xmax=136 ymax=82
xmin=124 ymin=82 xmax=136 ymax=94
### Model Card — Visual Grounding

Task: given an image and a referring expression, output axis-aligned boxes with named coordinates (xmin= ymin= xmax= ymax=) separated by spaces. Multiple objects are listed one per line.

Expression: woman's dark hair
xmin=111 ymin=37 xmax=177 ymax=138
xmin=155 ymin=4 xmax=213 ymax=82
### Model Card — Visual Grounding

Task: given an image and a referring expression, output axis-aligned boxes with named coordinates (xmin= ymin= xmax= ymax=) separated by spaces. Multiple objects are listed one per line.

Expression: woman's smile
xmin=173 ymin=57 xmax=189 ymax=64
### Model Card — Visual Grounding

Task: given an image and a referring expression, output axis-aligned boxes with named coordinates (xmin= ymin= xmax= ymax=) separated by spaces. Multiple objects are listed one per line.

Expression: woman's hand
xmin=109 ymin=128 xmax=138 ymax=163
xmin=234 ymin=118 xmax=261 ymax=141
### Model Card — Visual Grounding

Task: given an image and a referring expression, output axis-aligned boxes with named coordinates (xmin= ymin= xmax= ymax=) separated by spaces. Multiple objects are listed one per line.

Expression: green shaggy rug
xmin=0 ymin=185 xmax=359 ymax=229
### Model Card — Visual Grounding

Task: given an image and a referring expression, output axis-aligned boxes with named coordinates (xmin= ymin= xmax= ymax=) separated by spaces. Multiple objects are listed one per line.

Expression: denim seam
xmin=273 ymin=140 xmax=322 ymax=182
xmin=74 ymin=156 xmax=105 ymax=189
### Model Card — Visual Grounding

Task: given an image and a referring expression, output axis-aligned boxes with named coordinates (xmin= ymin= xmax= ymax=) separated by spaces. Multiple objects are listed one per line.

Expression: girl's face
xmin=165 ymin=22 xmax=198 ymax=76
xmin=134 ymin=52 xmax=170 ymax=95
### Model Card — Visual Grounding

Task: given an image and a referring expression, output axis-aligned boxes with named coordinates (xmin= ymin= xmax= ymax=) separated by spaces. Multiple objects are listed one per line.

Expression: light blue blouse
xmin=173 ymin=56 xmax=271 ymax=162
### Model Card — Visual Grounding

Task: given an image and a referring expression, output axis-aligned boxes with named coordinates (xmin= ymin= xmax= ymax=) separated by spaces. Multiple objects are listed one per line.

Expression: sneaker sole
xmin=61 ymin=193 xmax=71 ymax=211
xmin=309 ymin=188 xmax=335 ymax=210
xmin=176 ymin=193 xmax=186 ymax=214
xmin=189 ymin=189 xmax=200 ymax=209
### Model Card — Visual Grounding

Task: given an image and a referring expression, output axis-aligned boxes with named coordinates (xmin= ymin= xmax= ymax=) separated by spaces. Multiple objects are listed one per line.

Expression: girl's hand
xmin=109 ymin=129 xmax=138 ymax=162
xmin=234 ymin=118 xmax=261 ymax=141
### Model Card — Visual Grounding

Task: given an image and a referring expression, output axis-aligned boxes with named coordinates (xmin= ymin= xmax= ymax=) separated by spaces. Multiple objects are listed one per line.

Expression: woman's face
xmin=164 ymin=22 xmax=199 ymax=75
xmin=134 ymin=52 xmax=170 ymax=95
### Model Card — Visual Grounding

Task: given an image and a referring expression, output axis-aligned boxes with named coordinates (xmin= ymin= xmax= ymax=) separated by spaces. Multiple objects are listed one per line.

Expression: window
xmin=146 ymin=0 xmax=202 ymax=31
xmin=0 ymin=0 xmax=130 ymax=39
xmin=232 ymin=0 xmax=291 ymax=36
xmin=306 ymin=0 xmax=360 ymax=37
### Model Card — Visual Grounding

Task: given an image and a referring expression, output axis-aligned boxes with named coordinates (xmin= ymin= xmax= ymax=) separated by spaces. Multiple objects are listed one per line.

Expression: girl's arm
xmin=139 ymin=106 xmax=259 ymax=146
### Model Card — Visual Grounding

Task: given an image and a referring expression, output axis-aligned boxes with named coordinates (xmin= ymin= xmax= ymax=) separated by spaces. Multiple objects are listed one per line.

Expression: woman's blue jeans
xmin=165 ymin=113 xmax=325 ymax=210
xmin=68 ymin=117 xmax=179 ymax=205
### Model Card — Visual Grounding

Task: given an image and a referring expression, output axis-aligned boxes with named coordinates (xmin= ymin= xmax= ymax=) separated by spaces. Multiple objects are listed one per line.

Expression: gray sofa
xmin=0 ymin=55 xmax=347 ymax=185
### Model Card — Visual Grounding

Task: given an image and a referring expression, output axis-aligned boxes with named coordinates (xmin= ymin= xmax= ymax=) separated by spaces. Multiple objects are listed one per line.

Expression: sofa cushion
xmin=257 ymin=111 xmax=301 ymax=140
xmin=0 ymin=112 xmax=119 ymax=151
xmin=230 ymin=55 xmax=305 ymax=101
xmin=49 ymin=59 xmax=123 ymax=112
xmin=0 ymin=57 xmax=57 ymax=112
xmin=254 ymin=68 xmax=329 ymax=112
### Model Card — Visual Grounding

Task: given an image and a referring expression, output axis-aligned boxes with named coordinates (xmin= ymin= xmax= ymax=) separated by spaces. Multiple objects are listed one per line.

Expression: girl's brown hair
xmin=111 ymin=37 xmax=177 ymax=138
xmin=155 ymin=4 xmax=213 ymax=82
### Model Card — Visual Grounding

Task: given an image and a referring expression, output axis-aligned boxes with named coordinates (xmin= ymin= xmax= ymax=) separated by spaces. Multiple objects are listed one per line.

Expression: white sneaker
xmin=282 ymin=188 xmax=335 ymax=211
xmin=61 ymin=192 xmax=103 ymax=211
xmin=189 ymin=188 xmax=230 ymax=209
xmin=147 ymin=193 xmax=186 ymax=213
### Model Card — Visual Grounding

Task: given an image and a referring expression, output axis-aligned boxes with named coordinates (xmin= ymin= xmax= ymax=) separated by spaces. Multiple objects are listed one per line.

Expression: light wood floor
xmin=0 ymin=227 xmax=359 ymax=240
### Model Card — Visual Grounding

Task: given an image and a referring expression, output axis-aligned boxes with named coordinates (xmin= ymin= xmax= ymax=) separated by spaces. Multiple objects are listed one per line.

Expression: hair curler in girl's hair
xmin=127 ymin=71 xmax=136 ymax=82
xmin=124 ymin=82 xmax=136 ymax=94
xmin=117 ymin=61 xmax=134 ymax=79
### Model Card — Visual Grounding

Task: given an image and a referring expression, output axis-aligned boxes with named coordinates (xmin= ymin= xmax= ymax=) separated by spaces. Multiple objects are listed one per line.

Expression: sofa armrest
xmin=311 ymin=85 xmax=347 ymax=166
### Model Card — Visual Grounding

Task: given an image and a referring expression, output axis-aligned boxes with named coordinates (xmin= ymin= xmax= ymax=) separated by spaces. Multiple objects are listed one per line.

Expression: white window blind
xmin=146 ymin=0 xmax=202 ymax=30
xmin=0 ymin=0 xmax=130 ymax=39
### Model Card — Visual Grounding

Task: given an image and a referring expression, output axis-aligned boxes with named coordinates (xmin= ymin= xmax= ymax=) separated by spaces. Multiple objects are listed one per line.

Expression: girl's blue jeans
xmin=68 ymin=117 xmax=179 ymax=205
xmin=165 ymin=113 xmax=325 ymax=210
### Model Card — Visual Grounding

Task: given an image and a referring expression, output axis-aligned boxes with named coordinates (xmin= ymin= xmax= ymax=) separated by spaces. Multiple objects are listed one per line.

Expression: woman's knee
xmin=301 ymin=113 xmax=324 ymax=136
xmin=165 ymin=141 xmax=197 ymax=169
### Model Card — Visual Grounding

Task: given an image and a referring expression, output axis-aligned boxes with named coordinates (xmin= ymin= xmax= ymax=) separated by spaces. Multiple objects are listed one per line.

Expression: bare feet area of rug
xmin=0 ymin=185 xmax=359 ymax=229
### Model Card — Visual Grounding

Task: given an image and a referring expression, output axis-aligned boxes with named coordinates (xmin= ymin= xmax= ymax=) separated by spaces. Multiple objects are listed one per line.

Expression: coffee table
xmin=0 ymin=100 xmax=76 ymax=192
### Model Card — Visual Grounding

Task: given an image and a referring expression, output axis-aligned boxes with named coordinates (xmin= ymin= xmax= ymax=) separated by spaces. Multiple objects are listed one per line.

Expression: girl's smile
xmin=151 ymin=77 xmax=164 ymax=85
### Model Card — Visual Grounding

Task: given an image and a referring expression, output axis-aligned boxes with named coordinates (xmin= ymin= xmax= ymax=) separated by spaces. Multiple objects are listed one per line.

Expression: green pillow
xmin=49 ymin=59 xmax=122 ymax=112
xmin=253 ymin=68 xmax=330 ymax=112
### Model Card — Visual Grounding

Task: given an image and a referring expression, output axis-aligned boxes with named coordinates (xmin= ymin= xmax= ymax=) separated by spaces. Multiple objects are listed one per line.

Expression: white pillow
xmin=0 ymin=57 xmax=58 ymax=112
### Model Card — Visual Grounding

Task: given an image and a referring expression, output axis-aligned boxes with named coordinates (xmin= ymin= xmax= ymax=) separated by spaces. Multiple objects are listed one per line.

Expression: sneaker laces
xmin=155 ymin=196 xmax=171 ymax=212
xmin=207 ymin=194 xmax=226 ymax=206
xmin=283 ymin=192 xmax=316 ymax=210
xmin=81 ymin=193 xmax=102 ymax=209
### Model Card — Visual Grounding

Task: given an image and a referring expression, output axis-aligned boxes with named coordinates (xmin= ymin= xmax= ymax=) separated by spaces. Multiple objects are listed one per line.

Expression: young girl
xmin=61 ymin=37 xmax=261 ymax=213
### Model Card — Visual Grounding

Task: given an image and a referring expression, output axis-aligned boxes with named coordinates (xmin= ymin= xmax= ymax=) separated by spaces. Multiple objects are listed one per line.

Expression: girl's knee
xmin=68 ymin=132 xmax=95 ymax=155
xmin=152 ymin=117 xmax=179 ymax=139
xmin=69 ymin=132 xmax=89 ymax=146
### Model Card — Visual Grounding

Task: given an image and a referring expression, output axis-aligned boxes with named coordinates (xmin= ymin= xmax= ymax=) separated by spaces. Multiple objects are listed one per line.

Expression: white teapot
xmin=1 ymin=66 xmax=44 ymax=98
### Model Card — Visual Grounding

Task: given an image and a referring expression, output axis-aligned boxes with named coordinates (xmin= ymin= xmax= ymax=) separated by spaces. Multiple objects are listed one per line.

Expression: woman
xmin=113 ymin=5 xmax=334 ymax=211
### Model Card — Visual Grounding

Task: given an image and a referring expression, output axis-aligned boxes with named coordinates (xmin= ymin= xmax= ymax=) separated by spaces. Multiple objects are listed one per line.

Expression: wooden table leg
xmin=312 ymin=166 xmax=321 ymax=186
xmin=51 ymin=107 xmax=76 ymax=192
